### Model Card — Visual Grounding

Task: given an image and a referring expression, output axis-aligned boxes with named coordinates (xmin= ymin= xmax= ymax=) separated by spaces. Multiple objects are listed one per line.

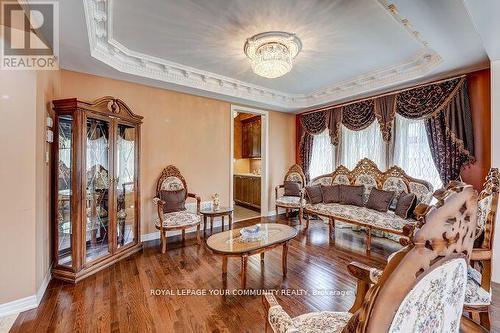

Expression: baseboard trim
xmin=0 ymin=268 xmax=51 ymax=317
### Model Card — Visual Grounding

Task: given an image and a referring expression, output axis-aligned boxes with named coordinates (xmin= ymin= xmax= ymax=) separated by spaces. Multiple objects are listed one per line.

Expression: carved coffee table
xmin=206 ymin=223 xmax=298 ymax=289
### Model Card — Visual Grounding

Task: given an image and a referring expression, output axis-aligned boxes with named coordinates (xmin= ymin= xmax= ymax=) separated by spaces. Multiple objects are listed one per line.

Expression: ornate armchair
xmin=153 ymin=165 xmax=201 ymax=253
xmin=263 ymin=182 xmax=478 ymax=333
xmin=275 ymin=165 xmax=306 ymax=225
xmin=464 ymin=168 xmax=499 ymax=330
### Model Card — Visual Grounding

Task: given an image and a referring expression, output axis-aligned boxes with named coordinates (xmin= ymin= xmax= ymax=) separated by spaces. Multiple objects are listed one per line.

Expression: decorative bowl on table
xmin=240 ymin=224 xmax=262 ymax=241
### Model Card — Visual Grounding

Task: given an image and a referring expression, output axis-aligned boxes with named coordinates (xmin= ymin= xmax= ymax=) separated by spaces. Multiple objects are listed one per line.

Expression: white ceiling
xmin=58 ymin=0 xmax=489 ymax=112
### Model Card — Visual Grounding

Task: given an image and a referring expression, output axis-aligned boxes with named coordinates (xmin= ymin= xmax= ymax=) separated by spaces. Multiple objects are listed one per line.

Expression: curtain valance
xmin=299 ymin=76 xmax=475 ymax=184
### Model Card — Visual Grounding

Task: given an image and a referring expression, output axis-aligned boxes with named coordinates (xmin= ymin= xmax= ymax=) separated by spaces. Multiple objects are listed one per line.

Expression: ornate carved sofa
xmin=463 ymin=168 xmax=499 ymax=330
xmin=153 ymin=166 xmax=201 ymax=253
xmin=304 ymin=159 xmax=434 ymax=251
xmin=275 ymin=165 xmax=306 ymax=225
xmin=263 ymin=182 xmax=477 ymax=333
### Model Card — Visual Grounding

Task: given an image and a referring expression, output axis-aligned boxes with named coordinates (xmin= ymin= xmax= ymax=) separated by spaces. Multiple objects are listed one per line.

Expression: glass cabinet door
xmin=57 ymin=115 xmax=73 ymax=266
xmin=116 ymin=124 xmax=137 ymax=249
xmin=85 ymin=117 xmax=111 ymax=263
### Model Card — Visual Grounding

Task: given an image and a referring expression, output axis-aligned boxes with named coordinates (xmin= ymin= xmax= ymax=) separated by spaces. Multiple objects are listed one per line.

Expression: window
xmin=309 ymin=129 xmax=335 ymax=180
xmin=393 ymin=114 xmax=442 ymax=190
xmin=339 ymin=121 xmax=386 ymax=170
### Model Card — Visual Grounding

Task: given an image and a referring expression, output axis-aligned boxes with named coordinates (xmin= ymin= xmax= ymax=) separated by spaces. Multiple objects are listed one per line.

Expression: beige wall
xmin=491 ymin=61 xmax=500 ymax=283
xmin=58 ymin=70 xmax=296 ymax=235
xmin=0 ymin=69 xmax=60 ymax=305
xmin=0 ymin=71 xmax=38 ymax=304
xmin=35 ymin=70 xmax=60 ymax=293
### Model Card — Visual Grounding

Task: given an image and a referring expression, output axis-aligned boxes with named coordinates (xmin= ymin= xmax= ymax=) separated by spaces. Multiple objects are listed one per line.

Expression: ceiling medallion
xmin=244 ymin=31 xmax=302 ymax=79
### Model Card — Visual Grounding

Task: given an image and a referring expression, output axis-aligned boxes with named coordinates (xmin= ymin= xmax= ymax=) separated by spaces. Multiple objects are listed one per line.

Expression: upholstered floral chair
xmin=275 ymin=165 xmax=306 ymax=225
xmin=263 ymin=182 xmax=478 ymax=333
xmin=463 ymin=168 xmax=499 ymax=330
xmin=153 ymin=165 xmax=201 ymax=253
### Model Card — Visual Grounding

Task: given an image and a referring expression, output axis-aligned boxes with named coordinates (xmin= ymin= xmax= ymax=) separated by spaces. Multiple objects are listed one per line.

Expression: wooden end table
xmin=200 ymin=207 xmax=233 ymax=235
xmin=206 ymin=223 xmax=298 ymax=289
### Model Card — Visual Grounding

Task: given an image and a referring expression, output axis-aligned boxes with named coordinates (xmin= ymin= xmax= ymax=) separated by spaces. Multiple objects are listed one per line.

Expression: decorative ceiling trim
xmin=83 ymin=0 xmax=442 ymax=110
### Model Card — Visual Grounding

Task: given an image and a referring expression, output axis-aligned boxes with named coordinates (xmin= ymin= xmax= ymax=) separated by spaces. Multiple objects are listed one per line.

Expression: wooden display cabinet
xmin=51 ymin=97 xmax=143 ymax=283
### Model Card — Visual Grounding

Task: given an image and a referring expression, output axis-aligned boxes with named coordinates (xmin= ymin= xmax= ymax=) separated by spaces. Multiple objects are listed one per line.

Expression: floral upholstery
xmin=354 ymin=174 xmax=378 ymax=202
xmin=383 ymin=177 xmax=408 ymax=199
xmin=408 ymin=181 xmax=433 ymax=205
xmin=332 ymin=175 xmax=350 ymax=185
xmin=465 ymin=266 xmax=491 ymax=306
xmin=155 ymin=210 xmax=200 ymax=229
xmin=276 ymin=196 xmax=305 ymax=208
xmin=286 ymin=172 xmax=304 ymax=185
xmin=311 ymin=176 xmax=333 ymax=186
xmin=305 ymin=203 xmax=416 ymax=233
xmin=292 ymin=312 xmax=352 ymax=333
xmin=160 ymin=176 xmax=185 ymax=191
xmin=268 ymin=301 xmax=351 ymax=333
xmin=475 ymin=195 xmax=492 ymax=239
xmin=389 ymin=258 xmax=467 ymax=333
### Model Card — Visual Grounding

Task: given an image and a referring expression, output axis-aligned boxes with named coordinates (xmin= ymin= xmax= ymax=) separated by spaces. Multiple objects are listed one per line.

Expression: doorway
xmin=230 ymin=105 xmax=269 ymax=222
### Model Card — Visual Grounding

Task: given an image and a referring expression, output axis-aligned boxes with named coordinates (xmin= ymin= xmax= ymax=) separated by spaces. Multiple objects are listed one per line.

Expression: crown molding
xmin=83 ymin=0 xmax=442 ymax=110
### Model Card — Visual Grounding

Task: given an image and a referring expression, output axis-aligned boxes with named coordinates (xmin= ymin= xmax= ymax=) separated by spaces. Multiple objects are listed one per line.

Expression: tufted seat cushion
xmin=276 ymin=196 xmax=305 ymax=208
xmin=305 ymin=203 xmax=417 ymax=234
xmin=464 ymin=266 xmax=491 ymax=306
xmin=268 ymin=305 xmax=351 ymax=333
xmin=292 ymin=311 xmax=352 ymax=333
xmin=155 ymin=210 xmax=201 ymax=229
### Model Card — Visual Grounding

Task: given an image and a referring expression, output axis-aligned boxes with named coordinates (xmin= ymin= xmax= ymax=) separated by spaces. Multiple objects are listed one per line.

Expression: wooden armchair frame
xmin=153 ymin=165 xmax=201 ymax=253
xmin=264 ymin=182 xmax=478 ymax=332
xmin=465 ymin=168 xmax=499 ymax=330
xmin=275 ymin=164 xmax=306 ymax=225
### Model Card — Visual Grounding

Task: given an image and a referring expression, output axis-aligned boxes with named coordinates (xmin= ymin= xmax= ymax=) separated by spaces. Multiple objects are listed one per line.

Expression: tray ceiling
xmin=61 ymin=0 xmax=488 ymax=111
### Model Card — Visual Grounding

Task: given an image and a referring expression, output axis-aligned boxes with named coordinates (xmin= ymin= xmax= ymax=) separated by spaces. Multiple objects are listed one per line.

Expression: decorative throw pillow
xmin=340 ymin=185 xmax=364 ymax=207
xmin=365 ymin=188 xmax=395 ymax=212
xmin=321 ymin=185 xmax=341 ymax=204
xmin=160 ymin=189 xmax=186 ymax=213
xmin=305 ymin=185 xmax=323 ymax=204
xmin=284 ymin=181 xmax=301 ymax=197
xmin=394 ymin=192 xmax=417 ymax=219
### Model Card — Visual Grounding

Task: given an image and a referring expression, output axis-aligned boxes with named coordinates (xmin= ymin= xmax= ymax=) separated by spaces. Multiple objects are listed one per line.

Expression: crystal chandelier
xmin=244 ymin=32 xmax=302 ymax=79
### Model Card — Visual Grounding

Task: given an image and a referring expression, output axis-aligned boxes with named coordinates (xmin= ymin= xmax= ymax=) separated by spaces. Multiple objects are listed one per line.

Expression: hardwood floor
xmin=11 ymin=215 xmax=500 ymax=332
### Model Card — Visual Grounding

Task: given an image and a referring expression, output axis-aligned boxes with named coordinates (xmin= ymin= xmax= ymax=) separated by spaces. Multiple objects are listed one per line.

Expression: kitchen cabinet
xmin=234 ymin=175 xmax=261 ymax=210
xmin=241 ymin=116 xmax=261 ymax=158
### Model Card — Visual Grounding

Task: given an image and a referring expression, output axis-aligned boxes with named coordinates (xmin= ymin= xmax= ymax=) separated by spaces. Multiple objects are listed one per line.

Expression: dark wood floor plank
xmin=10 ymin=215 xmax=500 ymax=332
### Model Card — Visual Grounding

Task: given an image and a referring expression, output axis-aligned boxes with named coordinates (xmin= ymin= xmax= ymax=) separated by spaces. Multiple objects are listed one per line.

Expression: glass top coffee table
xmin=206 ymin=223 xmax=298 ymax=289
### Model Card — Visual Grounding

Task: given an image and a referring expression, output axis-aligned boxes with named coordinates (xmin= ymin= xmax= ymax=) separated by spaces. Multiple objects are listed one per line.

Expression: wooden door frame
xmin=230 ymin=105 xmax=269 ymax=218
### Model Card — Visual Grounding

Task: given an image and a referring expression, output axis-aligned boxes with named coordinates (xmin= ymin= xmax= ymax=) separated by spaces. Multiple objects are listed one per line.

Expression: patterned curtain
xmin=374 ymin=95 xmax=396 ymax=142
xmin=341 ymin=100 xmax=375 ymax=131
xmin=300 ymin=111 xmax=328 ymax=180
xmin=299 ymin=76 xmax=475 ymax=185
xmin=424 ymin=81 xmax=475 ymax=184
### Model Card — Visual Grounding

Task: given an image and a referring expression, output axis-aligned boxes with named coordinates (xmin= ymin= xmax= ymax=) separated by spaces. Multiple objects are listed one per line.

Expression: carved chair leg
xmin=182 ymin=229 xmax=186 ymax=243
xmin=275 ymin=206 xmax=279 ymax=219
xmin=285 ymin=209 xmax=289 ymax=218
xmin=479 ymin=312 xmax=490 ymax=330
xmin=161 ymin=230 xmax=167 ymax=254
xmin=366 ymin=228 xmax=372 ymax=253
xmin=299 ymin=207 xmax=303 ymax=225
xmin=329 ymin=218 xmax=334 ymax=238
xmin=305 ymin=212 xmax=310 ymax=230
xmin=196 ymin=224 xmax=201 ymax=245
